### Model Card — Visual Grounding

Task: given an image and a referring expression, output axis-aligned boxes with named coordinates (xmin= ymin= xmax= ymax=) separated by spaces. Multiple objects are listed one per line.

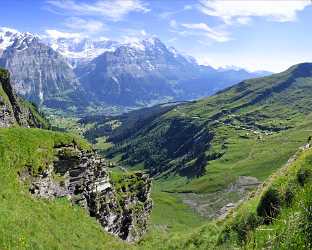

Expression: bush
xmin=257 ymin=188 xmax=281 ymax=224
xmin=297 ymin=168 xmax=311 ymax=186
xmin=284 ymin=184 xmax=295 ymax=207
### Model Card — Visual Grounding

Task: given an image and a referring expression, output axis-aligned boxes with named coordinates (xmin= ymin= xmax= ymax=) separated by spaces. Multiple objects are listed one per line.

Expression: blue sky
xmin=1 ymin=0 xmax=312 ymax=72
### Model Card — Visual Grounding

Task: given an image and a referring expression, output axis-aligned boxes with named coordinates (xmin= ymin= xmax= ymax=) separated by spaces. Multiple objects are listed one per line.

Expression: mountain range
xmin=0 ymin=27 xmax=270 ymax=113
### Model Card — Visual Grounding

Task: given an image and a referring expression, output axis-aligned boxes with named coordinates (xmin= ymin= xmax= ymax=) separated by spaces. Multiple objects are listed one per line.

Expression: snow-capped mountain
xmin=44 ymin=36 xmax=120 ymax=67
xmin=0 ymin=27 xmax=80 ymax=105
xmin=75 ymin=37 xmax=201 ymax=106
xmin=75 ymin=37 xmax=269 ymax=106
xmin=0 ymin=27 xmax=39 ymax=55
xmin=0 ymin=26 xmax=270 ymax=112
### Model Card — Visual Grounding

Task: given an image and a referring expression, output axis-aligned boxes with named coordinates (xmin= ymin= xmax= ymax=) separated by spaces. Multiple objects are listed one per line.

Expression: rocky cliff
xmin=19 ymin=143 xmax=152 ymax=242
xmin=0 ymin=68 xmax=48 ymax=128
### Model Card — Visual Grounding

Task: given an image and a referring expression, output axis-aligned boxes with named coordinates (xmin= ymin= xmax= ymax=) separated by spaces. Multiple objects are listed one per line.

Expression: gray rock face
xmin=75 ymin=38 xmax=199 ymax=106
xmin=0 ymin=68 xmax=46 ymax=128
xmin=75 ymin=37 xmax=270 ymax=107
xmin=20 ymin=144 xmax=152 ymax=242
xmin=0 ymin=29 xmax=79 ymax=105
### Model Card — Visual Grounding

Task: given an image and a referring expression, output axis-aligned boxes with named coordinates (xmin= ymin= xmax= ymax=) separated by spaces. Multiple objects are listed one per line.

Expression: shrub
xmin=297 ymin=168 xmax=311 ymax=186
xmin=284 ymin=184 xmax=295 ymax=207
xmin=257 ymin=188 xmax=281 ymax=224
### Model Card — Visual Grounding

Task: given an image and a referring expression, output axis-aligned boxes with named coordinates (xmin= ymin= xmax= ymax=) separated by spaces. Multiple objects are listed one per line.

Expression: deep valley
xmin=1 ymin=2 xmax=312 ymax=248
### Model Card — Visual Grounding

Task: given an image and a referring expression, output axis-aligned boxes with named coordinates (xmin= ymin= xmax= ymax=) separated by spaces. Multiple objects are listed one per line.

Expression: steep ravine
xmin=19 ymin=143 xmax=152 ymax=242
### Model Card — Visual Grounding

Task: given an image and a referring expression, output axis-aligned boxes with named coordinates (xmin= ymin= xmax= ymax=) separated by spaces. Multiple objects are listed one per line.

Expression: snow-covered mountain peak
xmin=0 ymin=27 xmax=181 ymax=64
xmin=0 ymin=27 xmax=40 ymax=53
xmin=45 ymin=36 xmax=120 ymax=62
xmin=121 ymin=36 xmax=167 ymax=52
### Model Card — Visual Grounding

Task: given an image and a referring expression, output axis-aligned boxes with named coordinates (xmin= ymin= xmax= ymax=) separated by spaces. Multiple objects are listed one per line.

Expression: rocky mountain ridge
xmin=0 ymin=26 xmax=271 ymax=111
xmin=75 ymin=36 xmax=269 ymax=106
xmin=20 ymin=143 xmax=152 ymax=242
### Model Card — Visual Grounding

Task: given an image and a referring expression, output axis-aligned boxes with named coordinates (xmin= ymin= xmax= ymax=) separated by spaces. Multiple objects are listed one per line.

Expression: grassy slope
xmin=217 ymin=143 xmax=312 ymax=249
xmin=138 ymin=144 xmax=312 ymax=249
xmin=21 ymin=100 xmax=50 ymax=129
xmin=149 ymin=183 xmax=205 ymax=232
xmin=0 ymin=128 xmax=129 ymax=250
xmin=0 ymin=127 xmax=205 ymax=249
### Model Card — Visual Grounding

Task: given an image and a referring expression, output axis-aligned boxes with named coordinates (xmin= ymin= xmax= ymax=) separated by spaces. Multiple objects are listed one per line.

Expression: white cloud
xmin=64 ymin=17 xmax=105 ymax=33
xmin=46 ymin=0 xmax=150 ymax=21
xmin=0 ymin=27 xmax=19 ymax=34
xmin=118 ymin=28 xmax=151 ymax=44
xmin=167 ymin=37 xmax=178 ymax=43
xmin=122 ymin=36 xmax=141 ymax=44
xmin=159 ymin=4 xmax=193 ymax=19
xmin=170 ymin=20 xmax=177 ymax=28
xmin=181 ymin=23 xmax=230 ymax=42
xmin=236 ymin=17 xmax=252 ymax=25
xmin=184 ymin=5 xmax=192 ymax=10
xmin=45 ymin=29 xmax=82 ymax=39
xmin=198 ymin=0 xmax=311 ymax=24
xmin=159 ymin=11 xmax=176 ymax=19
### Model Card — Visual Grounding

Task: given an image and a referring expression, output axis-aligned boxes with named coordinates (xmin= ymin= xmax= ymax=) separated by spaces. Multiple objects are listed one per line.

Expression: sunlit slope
xmin=138 ymin=142 xmax=312 ymax=249
xmin=106 ymin=63 xmax=312 ymax=193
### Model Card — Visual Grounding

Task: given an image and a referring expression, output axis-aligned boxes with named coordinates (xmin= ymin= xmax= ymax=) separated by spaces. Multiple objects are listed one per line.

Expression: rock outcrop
xmin=0 ymin=68 xmax=47 ymax=128
xmin=20 ymin=143 xmax=152 ymax=242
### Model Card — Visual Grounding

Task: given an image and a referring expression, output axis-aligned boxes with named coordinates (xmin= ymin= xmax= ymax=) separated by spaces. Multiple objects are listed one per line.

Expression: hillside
xmin=138 ymin=141 xmax=312 ymax=249
xmin=104 ymin=63 xmax=312 ymax=176
xmin=1 ymin=125 xmax=311 ymax=249
xmin=80 ymin=101 xmax=189 ymax=145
